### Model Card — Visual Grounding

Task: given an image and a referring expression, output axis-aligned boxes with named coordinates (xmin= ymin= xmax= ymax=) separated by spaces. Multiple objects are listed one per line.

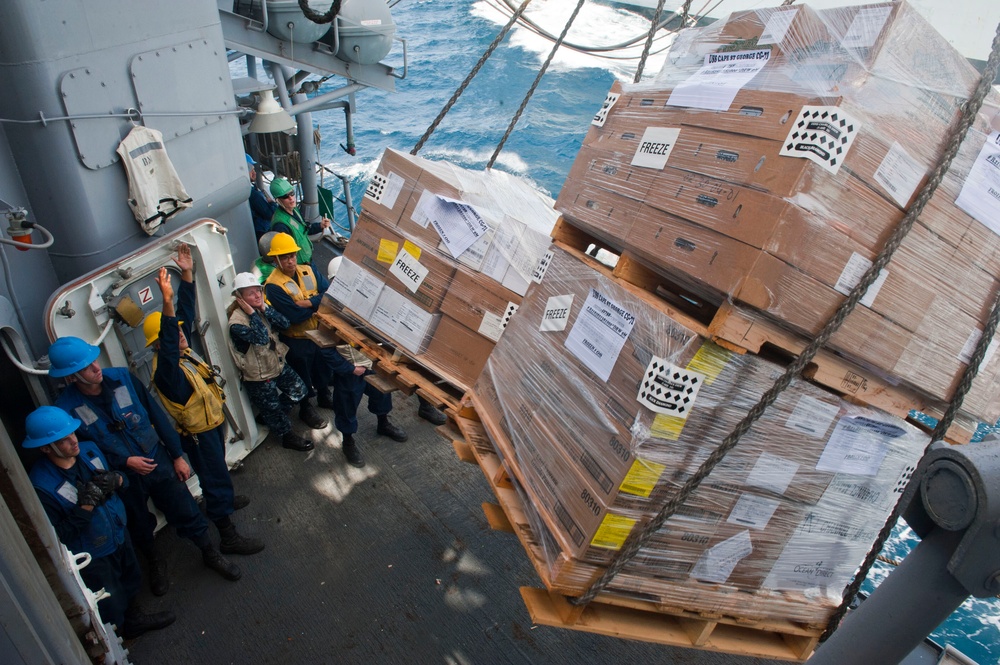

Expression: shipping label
xmin=780 ymin=106 xmax=862 ymax=174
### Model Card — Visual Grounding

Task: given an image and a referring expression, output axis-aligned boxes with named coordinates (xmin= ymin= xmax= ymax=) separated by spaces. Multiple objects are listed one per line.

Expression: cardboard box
xmin=440 ymin=266 xmax=522 ymax=343
xmin=361 ymin=148 xmax=423 ymax=226
xmin=366 ymin=286 xmax=441 ymax=355
xmin=423 ymin=315 xmax=495 ymax=390
xmin=324 ymin=257 xmax=385 ymax=321
xmin=342 ymin=212 xmax=455 ymax=312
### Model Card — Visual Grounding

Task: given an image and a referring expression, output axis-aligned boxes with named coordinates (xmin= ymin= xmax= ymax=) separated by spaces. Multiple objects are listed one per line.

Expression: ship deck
xmin=125 ymin=393 xmax=783 ymax=665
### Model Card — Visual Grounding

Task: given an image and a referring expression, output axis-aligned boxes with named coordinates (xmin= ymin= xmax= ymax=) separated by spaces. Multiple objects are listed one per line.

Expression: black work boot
xmin=341 ymin=434 xmax=365 ymax=468
xmin=122 ymin=603 xmax=175 ymax=639
xmin=218 ymin=523 xmax=265 ymax=555
xmin=316 ymin=391 xmax=336 ymax=410
xmin=145 ymin=550 xmax=169 ymax=597
xmin=417 ymin=397 xmax=447 ymax=426
xmin=202 ymin=547 xmax=241 ymax=581
xmin=376 ymin=415 xmax=408 ymax=442
xmin=232 ymin=495 xmax=250 ymax=511
xmin=282 ymin=431 xmax=314 ymax=452
xmin=299 ymin=400 xmax=329 ymax=429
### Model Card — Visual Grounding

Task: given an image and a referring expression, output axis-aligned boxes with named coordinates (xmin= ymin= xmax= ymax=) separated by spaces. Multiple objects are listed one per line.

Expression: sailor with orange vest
xmin=144 ymin=243 xmax=265 ymax=559
xmin=263 ymin=233 xmax=407 ymax=468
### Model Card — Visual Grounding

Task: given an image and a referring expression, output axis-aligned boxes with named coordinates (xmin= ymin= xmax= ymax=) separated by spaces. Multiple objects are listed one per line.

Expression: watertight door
xmin=44 ymin=219 xmax=265 ymax=464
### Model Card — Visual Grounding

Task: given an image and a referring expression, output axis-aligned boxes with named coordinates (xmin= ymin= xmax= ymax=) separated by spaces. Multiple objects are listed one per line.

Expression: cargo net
xmin=512 ymin=0 xmax=1000 ymax=633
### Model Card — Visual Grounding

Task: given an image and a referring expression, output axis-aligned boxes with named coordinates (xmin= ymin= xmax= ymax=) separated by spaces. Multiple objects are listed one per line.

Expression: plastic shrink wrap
xmin=473 ymin=244 xmax=929 ymax=624
xmin=323 ymin=149 xmax=558 ymax=390
xmin=556 ymin=1 xmax=1000 ymax=421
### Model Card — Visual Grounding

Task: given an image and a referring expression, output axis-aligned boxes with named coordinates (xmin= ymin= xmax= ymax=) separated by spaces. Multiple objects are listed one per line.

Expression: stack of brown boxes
xmin=326 ymin=149 xmax=558 ymax=390
xmin=474 ymin=245 xmax=928 ymax=624
xmin=557 ymin=0 xmax=1000 ymax=422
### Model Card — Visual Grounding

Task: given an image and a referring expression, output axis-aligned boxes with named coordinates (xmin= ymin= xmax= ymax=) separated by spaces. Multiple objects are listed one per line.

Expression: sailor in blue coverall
xmin=146 ymin=243 xmax=264 ymax=559
xmin=24 ymin=405 xmax=175 ymax=638
xmin=246 ymin=154 xmax=276 ymax=240
xmin=262 ymin=233 xmax=407 ymax=468
xmin=50 ymin=336 xmax=241 ymax=594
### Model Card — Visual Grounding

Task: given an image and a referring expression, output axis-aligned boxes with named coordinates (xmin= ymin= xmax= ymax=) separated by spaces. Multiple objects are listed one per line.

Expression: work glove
xmin=90 ymin=470 xmax=122 ymax=499
xmin=76 ymin=481 xmax=107 ymax=509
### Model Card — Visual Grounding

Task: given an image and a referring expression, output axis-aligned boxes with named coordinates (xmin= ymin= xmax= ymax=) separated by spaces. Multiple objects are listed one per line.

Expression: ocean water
xmin=308 ymin=0 xmax=1000 ymax=661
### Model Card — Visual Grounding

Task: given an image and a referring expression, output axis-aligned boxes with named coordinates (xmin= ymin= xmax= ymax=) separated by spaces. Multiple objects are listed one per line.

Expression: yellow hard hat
xmin=267 ymin=232 xmax=301 ymax=257
xmin=142 ymin=312 xmax=163 ymax=347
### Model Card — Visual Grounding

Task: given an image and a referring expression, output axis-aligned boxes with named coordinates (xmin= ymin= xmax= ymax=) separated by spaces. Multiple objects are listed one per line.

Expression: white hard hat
xmin=328 ymin=255 xmax=343 ymax=280
xmin=233 ymin=272 xmax=261 ymax=293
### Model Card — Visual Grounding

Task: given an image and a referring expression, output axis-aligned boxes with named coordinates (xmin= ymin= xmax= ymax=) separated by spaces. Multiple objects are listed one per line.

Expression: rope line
xmin=487 ymin=0 xmax=586 ymax=168
xmin=572 ymin=17 xmax=1000 ymax=611
xmin=820 ymin=20 xmax=1000 ymax=643
xmin=412 ymin=0 xmax=534 ymax=156
xmin=632 ymin=0 xmax=678 ymax=83
xmin=297 ymin=0 xmax=342 ymax=24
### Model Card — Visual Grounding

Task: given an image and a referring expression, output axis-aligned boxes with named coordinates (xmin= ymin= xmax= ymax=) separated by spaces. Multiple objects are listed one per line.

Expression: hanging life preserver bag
xmin=116 ymin=125 xmax=193 ymax=235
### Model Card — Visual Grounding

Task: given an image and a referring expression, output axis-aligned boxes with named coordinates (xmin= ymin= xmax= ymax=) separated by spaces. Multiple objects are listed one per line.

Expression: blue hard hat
xmin=23 ymin=406 xmax=81 ymax=449
xmin=48 ymin=336 xmax=100 ymax=378
xmin=245 ymin=153 xmax=256 ymax=166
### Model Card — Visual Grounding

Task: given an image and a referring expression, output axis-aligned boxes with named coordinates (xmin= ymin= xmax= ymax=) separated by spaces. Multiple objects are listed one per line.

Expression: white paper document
xmin=758 ymin=8 xmax=798 ymax=46
xmin=956 ymin=131 xmax=1000 ymax=236
xmin=833 ymin=252 xmax=887 ymax=307
xmin=816 ymin=416 xmax=903 ymax=476
xmin=564 ymin=288 xmax=636 ymax=382
xmin=389 ymin=249 xmax=428 ymax=294
xmin=631 ymin=127 xmax=681 ymax=169
xmin=874 ymin=142 xmax=924 ymax=208
xmin=841 ymin=6 xmax=892 ymax=49
xmin=540 ymin=294 xmax=574 ymax=332
xmin=365 ymin=170 xmax=404 ymax=209
xmin=691 ymin=530 xmax=753 ymax=584
xmin=727 ymin=494 xmax=780 ymax=530
xmin=785 ymin=395 xmax=840 ymax=437
xmin=413 ymin=193 xmax=490 ymax=257
xmin=667 ymin=49 xmax=771 ymax=112
xmin=746 ymin=452 xmax=799 ymax=496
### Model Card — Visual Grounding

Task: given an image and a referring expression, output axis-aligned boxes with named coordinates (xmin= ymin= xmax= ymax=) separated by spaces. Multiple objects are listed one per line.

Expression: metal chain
xmin=297 ymin=0 xmax=342 ymax=24
xmin=487 ymin=0 xmax=586 ymax=169
xmin=412 ymin=0 xmax=534 ymax=156
xmin=572 ymin=18 xmax=1000 ymax=610
xmin=818 ymin=22 xmax=1000 ymax=642
xmin=633 ymin=0 xmax=683 ymax=84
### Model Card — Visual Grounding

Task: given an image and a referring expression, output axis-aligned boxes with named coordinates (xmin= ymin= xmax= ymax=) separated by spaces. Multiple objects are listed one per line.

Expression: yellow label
xmin=590 ymin=513 xmax=637 ymax=551
xmin=402 ymin=240 xmax=421 ymax=260
xmin=377 ymin=239 xmax=399 ymax=263
xmin=687 ymin=341 xmax=731 ymax=385
xmin=651 ymin=413 xmax=687 ymax=440
xmin=619 ymin=459 xmax=667 ymax=497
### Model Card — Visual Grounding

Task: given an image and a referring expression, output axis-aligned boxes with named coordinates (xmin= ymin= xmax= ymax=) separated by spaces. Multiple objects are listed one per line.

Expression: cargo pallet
xmin=312 ymin=307 xmax=465 ymax=413
xmin=551 ymin=217 xmax=978 ymax=445
xmin=441 ymin=404 xmax=823 ymax=662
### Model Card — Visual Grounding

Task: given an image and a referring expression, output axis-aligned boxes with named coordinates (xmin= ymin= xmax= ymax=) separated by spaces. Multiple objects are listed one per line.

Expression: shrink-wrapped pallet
xmin=474 ymin=244 xmax=928 ymax=623
xmin=556 ymin=1 xmax=1000 ymax=420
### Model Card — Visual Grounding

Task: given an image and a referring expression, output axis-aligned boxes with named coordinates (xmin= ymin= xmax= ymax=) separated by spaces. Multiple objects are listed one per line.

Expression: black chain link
xmin=296 ymin=0 xmax=342 ymax=24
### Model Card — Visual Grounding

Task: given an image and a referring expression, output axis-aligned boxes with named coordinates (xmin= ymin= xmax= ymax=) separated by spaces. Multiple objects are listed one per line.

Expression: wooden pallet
xmin=442 ymin=403 xmax=823 ymax=662
xmin=551 ymin=217 xmax=977 ymax=445
xmin=312 ymin=306 xmax=464 ymax=413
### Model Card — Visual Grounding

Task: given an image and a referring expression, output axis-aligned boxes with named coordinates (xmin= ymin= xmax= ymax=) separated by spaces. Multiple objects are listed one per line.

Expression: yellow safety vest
xmin=153 ymin=350 xmax=226 ymax=434
xmin=265 ymin=265 xmax=320 ymax=339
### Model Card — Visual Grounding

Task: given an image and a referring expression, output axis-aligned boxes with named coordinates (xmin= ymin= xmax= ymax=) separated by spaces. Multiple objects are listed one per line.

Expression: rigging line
xmin=571 ymin=16 xmax=1000 ymax=612
xmin=411 ymin=0 xmax=535 ymax=156
xmin=490 ymin=0 xmax=685 ymax=53
xmin=634 ymin=0 xmax=688 ymax=82
xmin=487 ymin=0 xmax=587 ymax=169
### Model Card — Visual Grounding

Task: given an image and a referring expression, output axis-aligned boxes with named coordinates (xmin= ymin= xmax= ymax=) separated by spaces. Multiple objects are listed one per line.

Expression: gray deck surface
xmin=126 ymin=393 xmax=784 ymax=665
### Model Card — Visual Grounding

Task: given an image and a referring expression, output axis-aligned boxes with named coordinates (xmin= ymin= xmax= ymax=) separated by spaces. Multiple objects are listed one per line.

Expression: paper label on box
xmin=780 ymin=106 xmax=862 ymax=174
xmin=532 ymin=250 xmax=554 ymax=283
xmin=692 ymin=530 xmax=753 ymax=584
xmin=874 ymin=142 xmax=924 ymax=208
xmin=727 ymin=493 xmax=780 ymax=530
xmin=817 ymin=416 xmax=903 ymax=476
xmin=650 ymin=413 xmax=687 ymax=440
xmin=501 ymin=302 xmax=519 ymax=330
xmin=747 ymin=452 xmax=799 ymax=496
xmin=631 ymin=127 xmax=681 ymax=170
xmin=637 ymin=357 xmax=705 ymax=419
xmin=834 ymin=252 xmax=887 ymax=307
xmin=478 ymin=311 xmax=505 ymax=342
xmin=764 ymin=536 xmax=849 ymax=591
xmin=377 ymin=239 xmax=399 ymax=263
xmin=365 ymin=170 xmax=404 ymax=209
xmin=758 ymin=7 xmax=798 ymax=45
xmin=429 ymin=195 xmax=491 ymax=258
xmin=841 ymin=6 xmax=892 ymax=49
xmin=686 ymin=341 xmax=731 ymax=385
xmin=540 ymin=294 xmax=574 ymax=332
xmin=592 ymin=91 xmax=621 ymax=127
xmin=667 ymin=49 xmax=771 ymax=112
xmin=619 ymin=458 xmax=666 ymax=498
xmin=402 ymin=240 xmax=421 ymax=261
xmin=389 ymin=249 xmax=428 ymax=294
xmin=958 ymin=327 xmax=1000 ymax=367
xmin=956 ymin=132 xmax=1000 ymax=236
xmin=786 ymin=395 xmax=840 ymax=437
xmin=565 ymin=288 xmax=635 ymax=382
xmin=590 ymin=513 xmax=637 ymax=551
xmin=409 ymin=189 xmax=436 ymax=229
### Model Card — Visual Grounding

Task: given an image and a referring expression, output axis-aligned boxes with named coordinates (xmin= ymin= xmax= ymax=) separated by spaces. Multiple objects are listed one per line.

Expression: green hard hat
xmin=269 ymin=177 xmax=294 ymax=199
